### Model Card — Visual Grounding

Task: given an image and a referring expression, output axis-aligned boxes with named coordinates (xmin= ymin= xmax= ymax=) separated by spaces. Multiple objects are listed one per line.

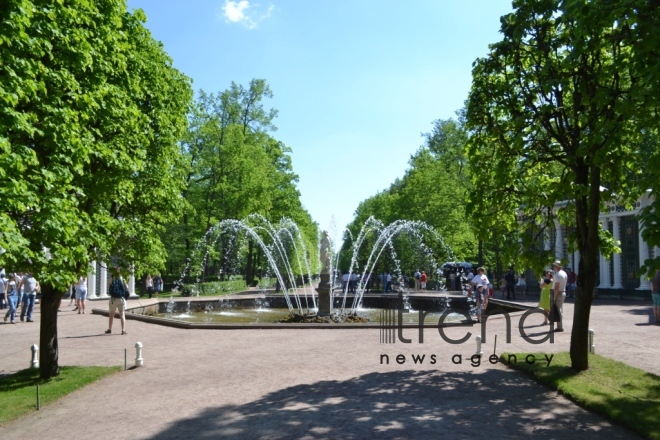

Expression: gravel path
xmin=0 ymin=295 xmax=657 ymax=439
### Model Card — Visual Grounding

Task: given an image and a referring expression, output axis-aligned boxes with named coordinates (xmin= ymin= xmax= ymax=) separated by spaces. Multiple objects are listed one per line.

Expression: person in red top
xmin=567 ymin=268 xmax=577 ymax=298
xmin=420 ymin=271 xmax=428 ymax=290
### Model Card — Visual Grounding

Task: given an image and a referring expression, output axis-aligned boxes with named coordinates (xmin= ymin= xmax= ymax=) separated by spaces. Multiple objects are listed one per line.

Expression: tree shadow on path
xmin=147 ymin=369 xmax=638 ymax=439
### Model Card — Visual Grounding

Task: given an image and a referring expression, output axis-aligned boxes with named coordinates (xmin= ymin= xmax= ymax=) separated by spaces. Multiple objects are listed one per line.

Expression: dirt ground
xmin=0 ymin=294 xmax=657 ymax=439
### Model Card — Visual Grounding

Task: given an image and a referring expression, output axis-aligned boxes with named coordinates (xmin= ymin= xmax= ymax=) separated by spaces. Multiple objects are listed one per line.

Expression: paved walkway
xmin=0 ymin=295 xmax=658 ymax=439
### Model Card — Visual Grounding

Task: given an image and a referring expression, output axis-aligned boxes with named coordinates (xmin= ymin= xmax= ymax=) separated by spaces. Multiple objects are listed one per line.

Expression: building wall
xmin=524 ymin=190 xmax=655 ymax=300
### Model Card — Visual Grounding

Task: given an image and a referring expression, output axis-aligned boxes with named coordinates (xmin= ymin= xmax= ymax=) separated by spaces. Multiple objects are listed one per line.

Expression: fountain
xmin=108 ymin=216 xmax=531 ymax=328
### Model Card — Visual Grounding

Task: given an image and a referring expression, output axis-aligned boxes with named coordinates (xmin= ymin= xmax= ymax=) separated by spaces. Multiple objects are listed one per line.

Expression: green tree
xmin=0 ymin=0 xmax=191 ymax=378
xmin=166 ymin=81 xmax=318 ymax=282
xmin=465 ymin=0 xmax=653 ymax=370
xmin=343 ymin=117 xmax=477 ymax=275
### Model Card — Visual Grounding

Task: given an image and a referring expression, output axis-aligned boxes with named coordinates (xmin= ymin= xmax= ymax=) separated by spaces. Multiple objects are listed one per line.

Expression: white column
xmin=638 ymin=220 xmax=651 ymax=290
xmin=574 ymin=251 xmax=581 ymax=274
xmin=99 ymin=262 xmax=109 ymax=298
xmin=87 ymin=261 xmax=97 ymax=299
xmin=599 ymin=218 xmax=611 ymax=288
xmin=554 ymin=220 xmax=563 ymax=259
xmin=129 ymin=272 xmax=138 ymax=298
xmin=611 ymin=217 xmax=623 ymax=289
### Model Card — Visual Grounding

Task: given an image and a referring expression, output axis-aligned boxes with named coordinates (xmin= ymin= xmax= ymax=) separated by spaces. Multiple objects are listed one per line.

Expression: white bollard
xmin=588 ymin=329 xmax=595 ymax=354
xmin=135 ymin=342 xmax=144 ymax=367
xmin=475 ymin=335 xmax=483 ymax=355
xmin=31 ymin=344 xmax=39 ymax=369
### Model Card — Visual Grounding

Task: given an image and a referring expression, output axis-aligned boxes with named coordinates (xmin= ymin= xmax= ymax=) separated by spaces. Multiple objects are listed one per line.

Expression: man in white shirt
xmin=349 ymin=271 xmax=358 ymax=293
xmin=414 ymin=270 xmax=421 ymax=291
xmin=18 ymin=272 xmax=40 ymax=322
xmin=470 ymin=267 xmax=489 ymax=298
xmin=552 ymin=260 xmax=568 ymax=332
xmin=341 ymin=272 xmax=349 ymax=292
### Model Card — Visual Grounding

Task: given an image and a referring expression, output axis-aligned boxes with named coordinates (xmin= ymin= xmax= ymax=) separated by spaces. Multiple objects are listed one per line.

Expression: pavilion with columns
xmin=84 ymin=261 xmax=139 ymax=300
xmin=541 ymin=190 xmax=655 ymax=299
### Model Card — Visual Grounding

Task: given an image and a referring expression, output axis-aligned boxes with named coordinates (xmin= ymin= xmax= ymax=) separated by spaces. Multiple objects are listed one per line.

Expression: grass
xmin=0 ymin=366 xmax=121 ymax=425
xmin=501 ymin=352 xmax=660 ymax=439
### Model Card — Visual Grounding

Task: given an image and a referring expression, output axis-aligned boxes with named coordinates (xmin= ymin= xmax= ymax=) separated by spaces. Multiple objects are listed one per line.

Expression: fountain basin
xmin=91 ymin=292 xmax=533 ymax=329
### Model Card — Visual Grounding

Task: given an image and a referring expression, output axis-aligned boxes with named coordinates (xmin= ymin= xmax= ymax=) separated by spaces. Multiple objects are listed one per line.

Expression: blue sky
xmin=127 ymin=0 xmax=514 ymax=240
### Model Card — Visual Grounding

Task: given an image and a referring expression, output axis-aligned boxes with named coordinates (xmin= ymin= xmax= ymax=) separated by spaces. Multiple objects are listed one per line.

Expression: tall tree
xmin=465 ymin=0 xmax=653 ymax=370
xmin=165 ymin=81 xmax=318 ymax=280
xmin=0 ymin=0 xmax=191 ymax=378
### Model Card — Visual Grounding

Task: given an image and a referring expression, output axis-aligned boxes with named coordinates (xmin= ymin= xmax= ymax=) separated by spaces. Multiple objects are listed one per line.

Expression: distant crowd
xmin=1 ymin=270 xmax=41 ymax=324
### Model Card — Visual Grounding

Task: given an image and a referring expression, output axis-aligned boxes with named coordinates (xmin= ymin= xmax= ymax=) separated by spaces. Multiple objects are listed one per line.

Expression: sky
xmin=126 ymin=0 xmax=514 ymax=241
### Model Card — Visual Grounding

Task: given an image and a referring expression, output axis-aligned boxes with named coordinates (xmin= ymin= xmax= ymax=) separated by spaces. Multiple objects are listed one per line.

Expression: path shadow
xmin=622 ymin=307 xmax=654 ymax=325
xmin=621 ymin=308 xmax=652 ymax=316
xmin=146 ymin=370 xmax=637 ymax=439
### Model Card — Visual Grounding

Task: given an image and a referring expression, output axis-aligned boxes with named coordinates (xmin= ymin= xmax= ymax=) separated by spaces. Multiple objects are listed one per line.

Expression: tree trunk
xmin=39 ymin=284 xmax=64 ymax=379
xmin=570 ymin=163 xmax=601 ymax=371
xmin=570 ymin=254 xmax=596 ymax=370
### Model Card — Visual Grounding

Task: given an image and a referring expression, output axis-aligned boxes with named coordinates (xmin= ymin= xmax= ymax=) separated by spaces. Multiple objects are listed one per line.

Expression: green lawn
xmin=0 ymin=366 xmax=121 ymax=425
xmin=501 ymin=352 xmax=660 ymax=439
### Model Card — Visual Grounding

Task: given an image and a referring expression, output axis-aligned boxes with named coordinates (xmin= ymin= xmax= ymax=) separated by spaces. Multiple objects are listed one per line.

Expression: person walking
xmin=420 ymin=271 xmax=428 ymax=290
xmin=414 ymin=269 xmax=421 ymax=291
xmin=76 ymin=276 xmax=87 ymax=314
xmin=474 ymin=284 xmax=488 ymax=323
xmin=145 ymin=274 xmax=154 ymax=299
xmin=18 ymin=271 xmax=39 ymax=322
xmin=538 ymin=270 xmax=553 ymax=325
xmin=0 ymin=273 xmax=6 ymax=310
xmin=3 ymin=274 xmax=19 ymax=324
xmin=106 ymin=266 xmax=128 ymax=335
xmin=69 ymin=283 xmax=77 ymax=309
xmin=16 ymin=272 xmax=25 ymax=317
xmin=552 ymin=261 xmax=568 ymax=332
xmin=567 ymin=268 xmax=577 ymax=298
xmin=504 ymin=267 xmax=517 ymax=300
xmin=153 ymin=273 xmax=163 ymax=298
xmin=516 ymin=272 xmax=527 ymax=299
xmin=651 ymin=268 xmax=660 ymax=325
xmin=349 ymin=271 xmax=358 ymax=293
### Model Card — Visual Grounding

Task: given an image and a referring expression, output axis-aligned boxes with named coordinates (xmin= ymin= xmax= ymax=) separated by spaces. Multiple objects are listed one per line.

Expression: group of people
xmin=536 ymin=260 xmax=568 ymax=331
xmin=497 ymin=269 xmax=527 ymax=300
xmin=467 ymin=267 xmax=490 ymax=322
xmin=341 ymin=272 xmax=359 ymax=293
xmin=145 ymin=274 xmax=164 ymax=299
xmin=1 ymin=271 xmax=40 ymax=324
xmin=467 ymin=261 xmax=570 ymax=331
xmin=413 ymin=270 xmax=428 ymax=290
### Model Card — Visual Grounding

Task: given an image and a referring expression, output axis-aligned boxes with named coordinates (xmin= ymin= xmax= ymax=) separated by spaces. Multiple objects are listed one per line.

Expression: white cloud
xmin=220 ymin=1 xmax=274 ymax=29
xmin=223 ymin=1 xmax=249 ymax=23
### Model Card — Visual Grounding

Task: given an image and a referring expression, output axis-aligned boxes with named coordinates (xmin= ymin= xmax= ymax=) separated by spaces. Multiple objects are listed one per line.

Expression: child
xmin=475 ymin=284 xmax=488 ymax=323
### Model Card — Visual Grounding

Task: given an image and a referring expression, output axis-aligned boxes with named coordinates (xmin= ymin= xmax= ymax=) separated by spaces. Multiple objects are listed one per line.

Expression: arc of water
xmin=339 ymin=217 xmax=384 ymax=312
xmin=251 ymin=224 xmax=302 ymax=312
xmin=351 ymin=220 xmax=410 ymax=312
xmin=277 ymin=220 xmax=317 ymax=309
xmin=351 ymin=220 xmax=455 ymax=314
xmin=190 ymin=219 xmax=297 ymax=314
xmin=247 ymin=215 xmax=316 ymax=312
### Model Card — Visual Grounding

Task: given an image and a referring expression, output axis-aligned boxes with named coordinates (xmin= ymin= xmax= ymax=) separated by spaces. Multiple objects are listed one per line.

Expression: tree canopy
xmin=0 ymin=0 xmax=192 ymax=377
xmin=162 ymin=80 xmax=318 ymax=283
xmin=465 ymin=0 xmax=659 ymax=370
xmin=341 ymin=117 xmax=477 ymax=277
